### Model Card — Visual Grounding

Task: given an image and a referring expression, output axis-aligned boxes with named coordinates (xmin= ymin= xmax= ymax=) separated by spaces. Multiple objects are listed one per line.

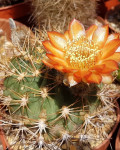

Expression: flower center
xmin=64 ymin=36 xmax=101 ymax=70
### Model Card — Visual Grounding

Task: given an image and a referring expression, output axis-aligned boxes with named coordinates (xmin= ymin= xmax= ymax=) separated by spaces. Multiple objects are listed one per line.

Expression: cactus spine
xmin=0 ymin=30 xmax=119 ymax=150
xmin=0 ymin=1 xmax=120 ymax=148
xmin=31 ymin=0 xmax=97 ymax=31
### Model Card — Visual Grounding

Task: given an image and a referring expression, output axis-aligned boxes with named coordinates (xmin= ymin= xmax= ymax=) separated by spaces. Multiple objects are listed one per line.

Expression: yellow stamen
xmin=64 ymin=36 xmax=101 ymax=70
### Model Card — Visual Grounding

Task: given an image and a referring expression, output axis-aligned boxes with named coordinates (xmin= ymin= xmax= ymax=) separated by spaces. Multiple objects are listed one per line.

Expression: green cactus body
xmin=0 ymin=22 xmax=119 ymax=150
xmin=3 ymin=55 xmax=85 ymax=127
xmin=1 ymin=46 xmax=105 ymax=150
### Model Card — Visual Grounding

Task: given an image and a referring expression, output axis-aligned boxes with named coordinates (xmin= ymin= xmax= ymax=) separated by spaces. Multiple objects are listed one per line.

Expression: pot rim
xmin=0 ymin=126 xmax=9 ymax=150
xmin=115 ymin=126 xmax=120 ymax=150
xmin=0 ymin=1 xmax=30 ymax=11
xmin=0 ymin=18 xmax=34 ymax=41
xmin=104 ymin=0 xmax=120 ymax=11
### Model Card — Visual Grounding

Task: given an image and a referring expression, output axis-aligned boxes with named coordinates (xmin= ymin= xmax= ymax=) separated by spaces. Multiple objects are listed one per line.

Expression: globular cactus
xmin=0 ymin=19 xmax=120 ymax=150
xmin=31 ymin=0 xmax=97 ymax=32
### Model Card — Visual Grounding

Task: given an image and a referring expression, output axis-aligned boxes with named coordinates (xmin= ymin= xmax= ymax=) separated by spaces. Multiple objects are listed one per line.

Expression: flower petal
xmin=64 ymin=30 xmax=70 ymax=41
xmin=101 ymin=39 xmax=120 ymax=59
xmin=48 ymin=31 xmax=67 ymax=51
xmin=69 ymin=19 xmax=85 ymax=40
xmin=116 ymin=46 xmax=120 ymax=52
xmin=92 ymin=25 xmax=109 ymax=48
xmin=62 ymin=68 xmax=73 ymax=73
xmin=63 ymin=73 xmax=79 ymax=87
xmin=42 ymin=40 xmax=64 ymax=59
xmin=85 ymin=72 xmax=102 ymax=84
xmin=106 ymin=33 xmax=119 ymax=44
xmin=42 ymin=59 xmax=55 ymax=68
xmin=54 ymin=65 xmax=65 ymax=72
xmin=91 ymin=64 xmax=105 ymax=72
xmin=42 ymin=57 xmax=67 ymax=72
xmin=86 ymin=25 xmax=98 ymax=40
xmin=74 ymin=70 xmax=91 ymax=79
xmin=102 ymin=75 xmax=113 ymax=84
xmin=105 ymin=52 xmax=120 ymax=62
xmin=98 ymin=60 xmax=118 ymax=74
xmin=46 ymin=53 xmax=68 ymax=68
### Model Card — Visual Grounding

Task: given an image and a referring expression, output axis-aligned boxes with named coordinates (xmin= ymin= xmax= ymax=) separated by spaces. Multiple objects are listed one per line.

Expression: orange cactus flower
xmin=42 ymin=19 xmax=120 ymax=86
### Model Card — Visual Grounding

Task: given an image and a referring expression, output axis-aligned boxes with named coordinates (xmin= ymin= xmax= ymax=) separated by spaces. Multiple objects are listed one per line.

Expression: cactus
xmin=0 ymin=19 xmax=120 ymax=150
xmin=31 ymin=0 xmax=97 ymax=32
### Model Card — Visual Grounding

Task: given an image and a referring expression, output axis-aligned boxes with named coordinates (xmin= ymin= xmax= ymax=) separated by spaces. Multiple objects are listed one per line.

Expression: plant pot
xmin=0 ymin=18 xmax=33 ymax=41
xmin=0 ymin=126 xmax=9 ymax=150
xmin=105 ymin=4 xmax=120 ymax=34
xmin=0 ymin=1 xmax=31 ymax=20
xmin=115 ymin=112 xmax=120 ymax=150
xmin=0 ymin=102 xmax=119 ymax=150
xmin=104 ymin=0 xmax=120 ymax=11
xmin=115 ymin=128 xmax=120 ymax=150
xmin=97 ymin=0 xmax=120 ymax=18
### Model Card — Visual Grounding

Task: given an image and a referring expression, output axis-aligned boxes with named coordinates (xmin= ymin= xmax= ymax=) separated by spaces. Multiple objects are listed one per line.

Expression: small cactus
xmin=0 ymin=19 xmax=120 ymax=150
xmin=31 ymin=0 xmax=97 ymax=31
